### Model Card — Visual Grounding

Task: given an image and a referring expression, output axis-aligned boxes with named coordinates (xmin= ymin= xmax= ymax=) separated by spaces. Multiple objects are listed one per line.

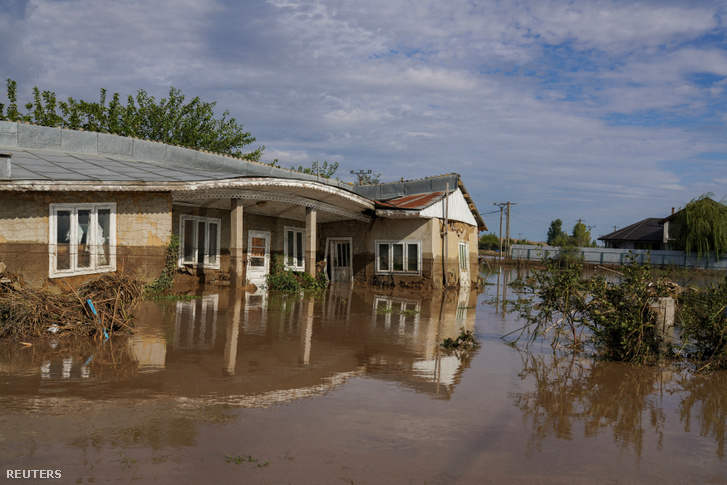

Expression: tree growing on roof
xmin=671 ymin=193 xmax=727 ymax=259
xmin=292 ymin=160 xmax=339 ymax=179
xmin=0 ymin=79 xmax=264 ymax=161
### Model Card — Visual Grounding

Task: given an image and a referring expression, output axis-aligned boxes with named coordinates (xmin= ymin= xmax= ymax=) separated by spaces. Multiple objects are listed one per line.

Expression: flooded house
xmin=0 ymin=121 xmax=486 ymax=289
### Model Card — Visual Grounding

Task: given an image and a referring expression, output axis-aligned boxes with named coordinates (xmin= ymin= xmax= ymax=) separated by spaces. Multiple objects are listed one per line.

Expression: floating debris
xmin=0 ymin=273 xmax=143 ymax=340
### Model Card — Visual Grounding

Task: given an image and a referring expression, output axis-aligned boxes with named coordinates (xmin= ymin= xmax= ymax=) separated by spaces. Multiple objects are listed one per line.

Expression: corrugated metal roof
xmin=376 ymin=191 xmax=445 ymax=210
xmin=0 ymin=122 xmax=486 ymax=230
xmin=6 ymin=148 xmax=243 ymax=183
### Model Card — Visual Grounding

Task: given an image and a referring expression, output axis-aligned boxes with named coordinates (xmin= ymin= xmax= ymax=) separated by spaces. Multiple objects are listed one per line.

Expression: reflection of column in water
xmin=223 ymin=289 xmax=243 ymax=376
xmin=299 ymin=298 xmax=315 ymax=365
xmin=41 ymin=361 xmax=51 ymax=379
xmin=502 ymin=269 xmax=509 ymax=318
xmin=496 ymin=267 xmax=502 ymax=310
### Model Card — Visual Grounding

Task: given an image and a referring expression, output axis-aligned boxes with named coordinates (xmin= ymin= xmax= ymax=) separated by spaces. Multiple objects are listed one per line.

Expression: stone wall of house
xmin=365 ymin=218 xmax=440 ymax=287
xmin=0 ymin=191 xmax=172 ymax=287
xmin=172 ymin=205 xmax=311 ymax=279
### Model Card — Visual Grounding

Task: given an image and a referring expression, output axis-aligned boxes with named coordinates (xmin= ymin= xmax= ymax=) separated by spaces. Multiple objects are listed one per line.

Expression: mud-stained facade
xmin=0 ymin=122 xmax=486 ymax=289
xmin=0 ymin=191 xmax=171 ymax=287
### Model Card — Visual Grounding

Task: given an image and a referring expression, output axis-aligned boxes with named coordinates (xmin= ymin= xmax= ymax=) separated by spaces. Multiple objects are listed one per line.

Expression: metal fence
xmin=510 ymin=244 xmax=727 ymax=270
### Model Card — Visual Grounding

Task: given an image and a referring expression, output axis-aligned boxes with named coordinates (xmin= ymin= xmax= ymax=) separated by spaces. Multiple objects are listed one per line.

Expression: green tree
xmin=292 ymin=160 xmax=338 ymax=179
xmin=672 ymin=194 xmax=727 ymax=259
xmin=571 ymin=222 xmax=592 ymax=247
xmin=546 ymin=219 xmax=567 ymax=245
xmin=0 ymin=79 xmax=263 ymax=161
xmin=478 ymin=233 xmax=500 ymax=250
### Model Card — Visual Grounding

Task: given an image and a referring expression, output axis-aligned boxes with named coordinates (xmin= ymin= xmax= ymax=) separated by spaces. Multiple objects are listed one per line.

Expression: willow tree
xmin=672 ymin=194 xmax=727 ymax=259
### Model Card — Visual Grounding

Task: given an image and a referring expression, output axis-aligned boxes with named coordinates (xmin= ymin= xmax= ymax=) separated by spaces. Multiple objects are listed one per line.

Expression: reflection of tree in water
xmin=677 ymin=371 xmax=727 ymax=460
xmin=511 ymin=351 xmax=666 ymax=459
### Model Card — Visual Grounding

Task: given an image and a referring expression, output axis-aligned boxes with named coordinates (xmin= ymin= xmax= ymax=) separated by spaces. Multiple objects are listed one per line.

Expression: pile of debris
xmin=0 ymin=272 xmax=143 ymax=340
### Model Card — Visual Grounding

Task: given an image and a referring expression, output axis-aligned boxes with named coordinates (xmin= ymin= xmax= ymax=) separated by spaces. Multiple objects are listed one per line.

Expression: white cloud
xmin=1 ymin=0 xmax=725 ymax=240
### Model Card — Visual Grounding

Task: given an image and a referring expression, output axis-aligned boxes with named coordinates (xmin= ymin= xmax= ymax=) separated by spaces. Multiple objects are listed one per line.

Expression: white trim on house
xmin=178 ymin=215 xmax=222 ymax=269
xmin=375 ymin=240 xmax=422 ymax=275
xmin=324 ymin=237 xmax=354 ymax=283
xmin=48 ymin=202 xmax=117 ymax=278
xmin=284 ymin=226 xmax=305 ymax=271
xmin=247 ymin=230 xmax=271 ymax=286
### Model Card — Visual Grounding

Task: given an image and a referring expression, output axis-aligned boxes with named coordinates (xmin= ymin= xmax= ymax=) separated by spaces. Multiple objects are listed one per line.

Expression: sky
xmin=1 ymin=0 xmax=727 ymax=242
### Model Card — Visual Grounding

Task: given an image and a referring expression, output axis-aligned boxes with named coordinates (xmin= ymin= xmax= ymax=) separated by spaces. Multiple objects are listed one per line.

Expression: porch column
xmin=230 ymin=199 xmax=244 ymax=288
xmin=305 ymin=207 xmax=317 ymax=277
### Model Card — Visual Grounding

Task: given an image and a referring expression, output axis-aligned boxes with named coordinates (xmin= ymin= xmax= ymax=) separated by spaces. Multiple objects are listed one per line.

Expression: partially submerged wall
xmin=0 ymin=191 xmax=172 ymax=287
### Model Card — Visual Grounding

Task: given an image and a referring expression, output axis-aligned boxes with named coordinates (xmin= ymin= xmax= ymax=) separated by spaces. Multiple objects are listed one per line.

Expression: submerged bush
xmin=507 ymin=259 xmax=673 ymax=364
xmin=587 ymin=263 xmax=671 ymax=364
xmin=508 ymin=258 xmax=590 ymax=350
xmin=678 ymin=276 xmax=727 ymax=370
xmin=266 ymin=255 xmax=327 ymax=293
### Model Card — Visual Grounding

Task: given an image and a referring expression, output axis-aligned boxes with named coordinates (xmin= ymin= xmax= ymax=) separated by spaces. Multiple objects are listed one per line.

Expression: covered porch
xmin=172 ymin=178 xmax=374 ymax=287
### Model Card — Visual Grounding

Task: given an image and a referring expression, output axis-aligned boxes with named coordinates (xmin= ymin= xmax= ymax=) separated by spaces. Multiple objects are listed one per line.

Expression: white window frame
xmin=49 ymin=202 xmax=117 ymax=278
xmin=459 ymin=242 xmax=469 ymax=271
xmin=283 ymin=226 xmax=305 ymax=271
xmin=375 ymin=240 xmax=422 ymax=275
xmin=179 ymin=215 xmax=221 ymax=269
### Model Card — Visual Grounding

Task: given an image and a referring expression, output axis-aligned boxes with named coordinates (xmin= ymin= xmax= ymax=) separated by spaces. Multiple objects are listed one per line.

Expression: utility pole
xmin=494 ymin=202 xmax=515 ymax=261
xmin=506 ymin=202 xmax=515 ymax=256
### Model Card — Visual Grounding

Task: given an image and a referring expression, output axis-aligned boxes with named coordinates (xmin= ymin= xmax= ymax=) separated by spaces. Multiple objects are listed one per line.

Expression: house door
xmin=247 ymin=230 xmax=270 ymax=286
xmin=329 ymin=239 xmax=352 ymax=283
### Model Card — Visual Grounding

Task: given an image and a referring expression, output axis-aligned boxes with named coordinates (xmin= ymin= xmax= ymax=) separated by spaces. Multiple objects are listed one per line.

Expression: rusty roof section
xmin=376 ymin=191 xmax=445 ymax=210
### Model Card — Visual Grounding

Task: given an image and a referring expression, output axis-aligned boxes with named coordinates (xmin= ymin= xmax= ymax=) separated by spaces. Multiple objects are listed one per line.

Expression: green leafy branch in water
xmin=224 ymin=452 xmax=270 ymax=468
xmin=441 ymin=329 xmax=480 ymax=351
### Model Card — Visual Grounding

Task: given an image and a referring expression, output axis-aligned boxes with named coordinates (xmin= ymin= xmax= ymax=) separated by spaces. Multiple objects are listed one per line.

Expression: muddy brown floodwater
xmin=1 ymin=269 xmax=726 ymax=484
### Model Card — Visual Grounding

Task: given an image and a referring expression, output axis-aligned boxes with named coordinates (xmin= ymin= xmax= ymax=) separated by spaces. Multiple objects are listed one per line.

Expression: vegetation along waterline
xmin=497 ymin=258 xmax=727 ymax=370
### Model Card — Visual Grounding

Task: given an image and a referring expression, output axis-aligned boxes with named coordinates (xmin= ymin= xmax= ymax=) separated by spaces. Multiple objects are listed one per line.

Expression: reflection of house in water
xmin=173 ymin=294 xmax=219 ymax=349
xmin=0 ymin=287 xmax=480 ymax=408
xmin=365 ymin=288 xmax=478 ymax=398
xmin=40 ymin=356 xmax=92 ymax=379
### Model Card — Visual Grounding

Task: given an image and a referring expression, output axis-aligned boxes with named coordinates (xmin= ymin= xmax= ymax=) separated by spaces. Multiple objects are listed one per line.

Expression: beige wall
xmin=0 ymin=191 xmax=172 ymax=287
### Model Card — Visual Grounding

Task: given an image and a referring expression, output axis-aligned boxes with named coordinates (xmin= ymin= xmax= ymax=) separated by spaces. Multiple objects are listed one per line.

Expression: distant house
xmin=658 ymin=197 xmax=726 ymax=251
xmin=598 ymin=218 xmax=666 ymax=250
xmin=0 ymin=121 xmax=485 ymax=289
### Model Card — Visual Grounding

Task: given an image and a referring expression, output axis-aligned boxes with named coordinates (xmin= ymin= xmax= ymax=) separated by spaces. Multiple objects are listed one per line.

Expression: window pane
xmin=340 ymin=242 xmax=350 ymax=267
xmin=183 ymin=219 xmax=195 ymax=263
xmin=208 ymin=223 xmax=218 ymax=265
xmin=97 ymin=209 xmax=111 ymax=267
xmin=378 ymin=244 xmax=389 ymax=271
xmin=250 ymin=237 xmax=265 ymax=257
xmin=392 ymin=244 xmax=404 ymax=271
xmin=77 ymin=209 xmax=91 ymax=269
xmin=407 ymin=244 xmax=418 ymax=272
xmin=56 ymin=210 xmax=71 ymax=271
xmin=459 ymin=243 xmax=468 ymax=270
xmin=197 ymin=221 xmax=206 ymax=265
xmin=287 ymin=230 xmax=294 ymax=266
xmin=296 ymin=231 xmax=304 ymax=267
